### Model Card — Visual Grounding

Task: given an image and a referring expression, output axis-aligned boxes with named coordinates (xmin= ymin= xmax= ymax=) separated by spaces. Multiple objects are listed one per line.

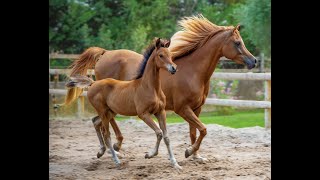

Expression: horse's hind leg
xmin=155 ymin=110 xmax=182 ymax=171
xmin=138 ymin=113 xmax=162 ymax=159
xmin=92 ymin=116 xmax=106 ymax=158
xmin=92 ymin=115 xmax=123 ymax=157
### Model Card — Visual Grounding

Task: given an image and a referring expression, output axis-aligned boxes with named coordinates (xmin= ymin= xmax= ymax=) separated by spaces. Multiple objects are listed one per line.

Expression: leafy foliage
xmin=234 ymin=0 xmax=271 ymax=56
xmin=49 ymin=0 xmax=271 ymax=64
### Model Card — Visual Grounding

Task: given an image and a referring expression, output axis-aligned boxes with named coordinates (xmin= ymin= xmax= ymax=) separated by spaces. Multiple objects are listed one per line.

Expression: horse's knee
xmin=200 ymin=127 xmax=207 ymax=136
xmin=156 ymin=131 xmax=163 ymax=140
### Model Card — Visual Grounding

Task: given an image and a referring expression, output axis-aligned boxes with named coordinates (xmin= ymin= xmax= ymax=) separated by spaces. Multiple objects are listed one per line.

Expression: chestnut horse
xmin=65 ymin=38 xmax=181 ymax=170
xmin=64 ymin=15 xmax=256 ymax=161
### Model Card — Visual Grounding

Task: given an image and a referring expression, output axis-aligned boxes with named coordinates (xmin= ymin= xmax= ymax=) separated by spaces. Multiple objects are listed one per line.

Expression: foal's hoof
xmin=97 ymin=146 xmax=106 ymax=158
xmin=173 ymin=163 xmax=183 ymax=172
xmin=97 ymin=151 xmax=105 ymax=158
xmin=192 ymin=155 xmax=208 ymax=163
xmin=145 ymin=152 xmax=158 ymax=159
xmin=185 ymin=148 xmax=193 ymax=158
xmin=113 ymin=143 xmax=120 ymax=152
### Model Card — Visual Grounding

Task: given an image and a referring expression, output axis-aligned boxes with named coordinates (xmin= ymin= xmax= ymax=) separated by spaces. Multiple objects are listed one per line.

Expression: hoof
xmin=97 ymin=146 xmax=106 ymax=158
xmin=145 ymin=152 xmax=157 ymax=159
xmin=116 ymin=163 xmax=122 ymax=170
xmin=113 ymin=143 xmax=120 ymax=152
xmin=192 ymin=156 xmax=208 ymax=164
xmin=185 ymin=148 xmax=193 ymax=158
xmin=97 ymin=151 xmax=105 ymax=158
xmin=173 ymin=163 xmax=183 ymax=172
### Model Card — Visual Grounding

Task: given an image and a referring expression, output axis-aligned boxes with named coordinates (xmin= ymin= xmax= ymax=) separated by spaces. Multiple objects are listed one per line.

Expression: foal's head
xmin=154 ymin=38 xmax=177 ymax=74
xmin=222 ymin=25 xmax=256 ymax=69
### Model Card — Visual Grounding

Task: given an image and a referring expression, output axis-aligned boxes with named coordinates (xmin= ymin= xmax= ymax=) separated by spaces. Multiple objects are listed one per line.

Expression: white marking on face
xmin=166 ymin=64 xmax=172 ymax=71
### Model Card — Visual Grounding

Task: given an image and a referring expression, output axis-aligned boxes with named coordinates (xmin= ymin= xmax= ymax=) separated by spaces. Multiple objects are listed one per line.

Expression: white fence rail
xmin=49 ymin=72 xmax=271 ymax=128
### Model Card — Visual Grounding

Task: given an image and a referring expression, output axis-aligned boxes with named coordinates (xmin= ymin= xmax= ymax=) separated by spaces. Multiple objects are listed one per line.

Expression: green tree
xmin=49 ymin=0 xmax=94 ymax=53
xmin=234 ymin=0 xmax=271 ymax=57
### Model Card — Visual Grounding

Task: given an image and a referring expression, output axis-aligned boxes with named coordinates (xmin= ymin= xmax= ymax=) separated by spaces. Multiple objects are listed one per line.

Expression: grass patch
xmin=115 ymin=109 xmax=264 ymax=128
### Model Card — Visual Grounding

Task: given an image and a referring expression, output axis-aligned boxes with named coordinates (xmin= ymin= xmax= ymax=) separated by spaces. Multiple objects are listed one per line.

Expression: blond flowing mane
xmin=169 ymin=14 xmax=233 ymax=60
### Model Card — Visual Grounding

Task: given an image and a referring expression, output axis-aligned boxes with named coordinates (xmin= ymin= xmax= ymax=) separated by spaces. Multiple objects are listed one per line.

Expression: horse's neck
xmin=140 ymin=54 xmax=161 ymax=93
xmin=182 ymin=31 xmax=227 ymax=84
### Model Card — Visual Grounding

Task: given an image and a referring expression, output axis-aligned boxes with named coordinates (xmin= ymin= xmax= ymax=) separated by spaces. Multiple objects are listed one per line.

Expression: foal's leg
xmin=138 ymin=113 xmax=162 ymax=158
xmin=110 ymin=117 xmax=124 ymax=151
xmin=92 ymin=116 xmax=124 ymax=155
xmin=177 ymin=106 xmax=207 ymax=158
xmin=155 ymin=110 xmax=182 ymax=170
xmin=190 ymin=107 xmax=208 ymax=161
xmin=92 ymin=116 xmax=106 ymax=158
xmin=100 ymin=111 xmax=121 ymax=167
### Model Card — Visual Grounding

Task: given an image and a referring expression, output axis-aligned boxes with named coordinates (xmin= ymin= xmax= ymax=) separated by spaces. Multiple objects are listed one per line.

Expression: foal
xmin=66 ymin=38 xmax=181 ymax=170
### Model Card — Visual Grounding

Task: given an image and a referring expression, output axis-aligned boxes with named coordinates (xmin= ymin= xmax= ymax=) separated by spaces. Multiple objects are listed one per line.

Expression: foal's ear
xmin=164 ymin=39 xmax=171 ymax=48
xmin=155 ymin=38 xmax=161 ymax=49
xmin=233 ymin=24 xmax=241 ymax=33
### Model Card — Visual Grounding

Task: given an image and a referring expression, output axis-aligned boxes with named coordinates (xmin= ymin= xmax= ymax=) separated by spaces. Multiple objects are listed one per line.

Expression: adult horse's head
xmin=222 ymin=25 xmax=256 ymax=69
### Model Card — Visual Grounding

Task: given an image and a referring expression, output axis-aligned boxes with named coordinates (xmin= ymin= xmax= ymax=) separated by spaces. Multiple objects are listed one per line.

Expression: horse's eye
xmin=235 ymin=41 xmax=241 ymax=46
xmin=159 ymin=54 xmax=163 ymax=58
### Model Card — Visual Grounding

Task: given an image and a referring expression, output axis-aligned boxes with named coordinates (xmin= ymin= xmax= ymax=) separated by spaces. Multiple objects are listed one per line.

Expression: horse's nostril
xmin=254 ymin=59 xmax=257 ymax=63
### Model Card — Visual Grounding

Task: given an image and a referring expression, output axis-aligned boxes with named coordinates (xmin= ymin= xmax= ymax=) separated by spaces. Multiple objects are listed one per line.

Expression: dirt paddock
xmin=49 ymin=119 xmax=271 ymax=180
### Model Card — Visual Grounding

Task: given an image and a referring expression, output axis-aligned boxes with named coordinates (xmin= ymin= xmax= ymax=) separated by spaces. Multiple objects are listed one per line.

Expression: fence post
xmin=259 ymin=53 xmax=265 ymax=73
xmin=264 ymin=80 xmax=271 ymax=128
xmin=53 ymin=72 xmax=59 ymax=116
xmin=49 ymin=54 xmax=51 ymax=83
xmin=77 ymin=95 xmax=85 ymax=119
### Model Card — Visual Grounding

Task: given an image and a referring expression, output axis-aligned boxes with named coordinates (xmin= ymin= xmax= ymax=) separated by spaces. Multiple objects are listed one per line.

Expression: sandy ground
xmin=49 ymin=119 xmax=271 ymax=180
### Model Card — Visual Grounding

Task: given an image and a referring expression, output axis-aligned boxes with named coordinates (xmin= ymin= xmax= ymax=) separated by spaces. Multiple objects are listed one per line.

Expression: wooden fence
xmin=49 ymin=54 xmax=271 ymax=128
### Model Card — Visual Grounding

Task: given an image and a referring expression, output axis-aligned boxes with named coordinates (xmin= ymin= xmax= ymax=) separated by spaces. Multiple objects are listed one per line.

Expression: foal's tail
xmin=63 ymin=47 xmax=106 ymax=106
xmin=65 ymin=75 xmax=95 ymax=89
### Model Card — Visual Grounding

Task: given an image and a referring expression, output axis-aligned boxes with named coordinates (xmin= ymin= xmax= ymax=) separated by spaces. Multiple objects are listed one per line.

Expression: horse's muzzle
xmin=244 ymin=58 xmax=256 ymax=70
xmin=167 ymin=64 xmax=177 ymax=74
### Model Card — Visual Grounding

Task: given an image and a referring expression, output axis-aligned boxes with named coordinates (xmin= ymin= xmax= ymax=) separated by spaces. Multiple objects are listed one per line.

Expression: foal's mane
xmin=135 ymin=41 xmax=157 ymax=79
xmin=169 ymin=14 xmax=233 ymax=60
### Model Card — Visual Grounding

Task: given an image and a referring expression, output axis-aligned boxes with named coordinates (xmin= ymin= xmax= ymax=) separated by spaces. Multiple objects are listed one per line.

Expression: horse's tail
xmin=65 ymin=75 xmax=95 ymax=89
xmin=63 ymin=47 xmax=106 ymax=106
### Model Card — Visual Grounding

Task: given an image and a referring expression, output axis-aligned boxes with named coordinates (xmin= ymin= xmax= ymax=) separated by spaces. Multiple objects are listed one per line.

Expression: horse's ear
xmin=233 ymin=24 xmax=240 ymax=33
xmin=155 ymin=38 xmax=161 ymax=49
xmin=164 ymin=39 xmax=171 ymax=48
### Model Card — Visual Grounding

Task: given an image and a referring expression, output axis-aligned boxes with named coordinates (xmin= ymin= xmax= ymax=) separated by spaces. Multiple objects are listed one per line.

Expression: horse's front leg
xmin=155 ymin=110 xmax=182 ymax=171
xmin=176 ymin=106 xmax=207 ymax=159
xmin=138 ymin=113 xmax=162 ymax=159
xmin=189 ymin=107 xmax=208 ymax=162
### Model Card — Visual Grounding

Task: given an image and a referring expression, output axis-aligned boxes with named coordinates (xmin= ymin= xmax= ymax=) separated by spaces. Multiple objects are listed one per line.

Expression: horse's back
xmin=95 ymin=49 xmax=143 ymax=81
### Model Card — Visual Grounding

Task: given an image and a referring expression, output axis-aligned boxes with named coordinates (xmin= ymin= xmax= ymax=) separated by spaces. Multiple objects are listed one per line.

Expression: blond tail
xmin=62 ymin=47 xmax=106 ymax=106
xmin=65 ymin=75 xmax=94 ymax=89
